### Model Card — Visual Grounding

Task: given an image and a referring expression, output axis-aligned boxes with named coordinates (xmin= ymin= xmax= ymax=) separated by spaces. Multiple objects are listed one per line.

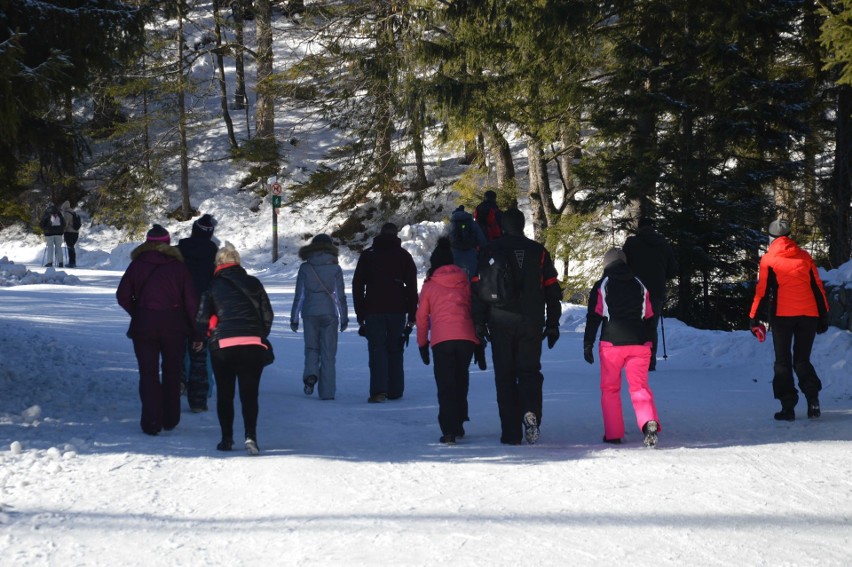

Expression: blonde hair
xmin=215 ymin=242 xmax=241 ymax=265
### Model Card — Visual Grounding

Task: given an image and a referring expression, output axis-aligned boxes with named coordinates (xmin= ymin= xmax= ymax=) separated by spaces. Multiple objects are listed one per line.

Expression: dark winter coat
xmin=116 ymin=242 xmax=201 ymax=341
xmin=474 ymin=233 xmax=562 ymax=328
xmin=177 ymin=227 xmax=218 ymax=298
xmin=622 ymin=226 xmax=678 ymax=303
xmin=352 ymin=233 xmax=418 ymax=324
xmin=291 ymin=239 xmax=348 ymax=321
xmin=449 ymin=208 xmax=487 ymax=279
xmin=40 ymin=205 xmax=66 ymax=236
xmin=196 ymin=264 xmax=273 ymax=347
xmin=584 ymin=260 xmax=655 ymax=346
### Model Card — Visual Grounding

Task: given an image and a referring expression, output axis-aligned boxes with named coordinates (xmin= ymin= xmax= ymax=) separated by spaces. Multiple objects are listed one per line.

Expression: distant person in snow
xmin=117 ymin=224 xmax=201 ymax=436
xmin=474 ymin=190 xmax=503 ymax=241
xmin=352 ymin=222 xmax=419 ymax=403
xmin=290 ymin=234 xmax=348 ymax=400
xmin=416 ymin=237 xmax=481 ymax=444
xmin=40 ymin=202 xmax=66 ymax=267
xmin=584 ymin=247 xmax=661 ymax=448
xmin=60 ymin=201 xmax=81 ymax=268
xmin=749 ymin=219 xmax=830 ymax=422
xmin=622 ymin=217 xmax=678 ymax=371
xmin=196 ymin=242 xmax=274 ymax=455
xmin=177 ymin=214 xmax=219 ymax=412
xmin=448 ymin=205 xmax=487 ymax=280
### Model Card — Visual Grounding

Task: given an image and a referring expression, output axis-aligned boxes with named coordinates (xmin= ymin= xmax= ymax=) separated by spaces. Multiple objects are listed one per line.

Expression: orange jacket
xmin=749 ymin=236 xmax=829 ymax=319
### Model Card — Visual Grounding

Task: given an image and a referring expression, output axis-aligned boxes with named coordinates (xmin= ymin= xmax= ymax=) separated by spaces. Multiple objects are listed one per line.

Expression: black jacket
xmin=178 ymin=233 xmax=218 ymax=297
xmin=352 ymin=233 xmax=418 ymax=324
xmin=196 ymin=264 xmax=274 ymax=346
xmin=474 ymin=233 xmax=562 ymax=329
xmin=584 ymin=261 xmax=654 ymax=346
xmin=623 ymin=226 xmax=678 ymax=303
xmin=40 ymin=205 xmax=66 ymax=236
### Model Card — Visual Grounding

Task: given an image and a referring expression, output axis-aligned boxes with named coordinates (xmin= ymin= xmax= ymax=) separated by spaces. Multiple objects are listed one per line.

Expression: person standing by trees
xmin=416 ymin=237 xmax=480 ymax=444
xmin=352 ymin=223 xmax=419 ymax=403
xmin=177 ymin=214 xmax=219 ymax=412
xmin=290 ymin=234 xmax=348 ymax=400
xmin=623 ymin=217 xmax=678 ymax=371
xmin=474 ymin=190 xmax=503 ymax=241
xmin=749 ymin=219 xmax=831 ymax=421
xmin=40 ymin=203 xmax=66 ymax=267
xmin=117 ymin=224 xmax=200 ymax=436
xmin=583 ymin=248 xmax=661 ymax=447
xmin=473 ymin=209 xmax=562 ymax=445
xmin=448 ymin=205 xmax=487 ymax=279
xmin=60 ymin=201 xmax=80 ymax=268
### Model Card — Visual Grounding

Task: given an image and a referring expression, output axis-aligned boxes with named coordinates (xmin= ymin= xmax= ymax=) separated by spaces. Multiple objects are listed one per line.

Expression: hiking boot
xmin=603 ymin=436 xmax=623 ymax=445
xmin=245 ymin=438 xmax=260 ymax=456
xmin=807 ymin=398 xmax=821 ymax=419
xmin=774 ymin=408 xmax=795 ymax=421
xmin=523 ymin=412 xmax=540 ymax=445
xmin=456 ymin=425 xmax=465 ymax=439
xmin=190 ymin=406 xmax=207 ymax=413
xmin=217 ymin=438 xmax=234 ymax=451
xmin=439 ymin=435 xmax=456 ymax=444
xmin=367 ymin=393 xmax=387 ymax=403
xmin=303 ymin=374 xmax=318 ymax=396
xmin=643 ymin=420 xmax=659 ymax=448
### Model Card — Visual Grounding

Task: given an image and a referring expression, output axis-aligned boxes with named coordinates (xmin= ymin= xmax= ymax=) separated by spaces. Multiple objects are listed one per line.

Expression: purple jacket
xmin=117 ymin=242 xmax=201 ymax=341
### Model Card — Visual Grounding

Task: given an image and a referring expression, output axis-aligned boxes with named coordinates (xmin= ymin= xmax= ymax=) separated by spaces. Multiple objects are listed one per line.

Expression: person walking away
xmin=473 ymin=208 xmax=562 ymax=445
xmin=177 ymin=213 xmax=219 ymax=412
xmin=474 ymin=190 xmax=503 ymax=241
xmin=583 ymin=248 xmax=661 ymax=447
xmin=196 ymin=242 xmax=274 ymax=455
xmin=116 ymin=224 xmax=201 ymax=436
xmin=60 ymin=201 xmax=81 ymax=268
xmin=352 ymin=222 xmax=418 ymax=403
xmin=749 ymin=219 xmax=830 ymax=421
xmin=449 ymin=205 xmax=487 ymax=279
xmin=40 ymin=202 xmax=66 ymax=267
xmin=622 ymin=217 xmax=678 ymax=371
xmin=290 ymin=234 xmax=348 ymax=400
xmin=417 ymin=237 xmax=481 ymax=444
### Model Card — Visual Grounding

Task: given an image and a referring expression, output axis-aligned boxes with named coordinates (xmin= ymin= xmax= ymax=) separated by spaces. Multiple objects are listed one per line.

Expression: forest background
xmin=2 ymin=0 xmax=852 ymax=330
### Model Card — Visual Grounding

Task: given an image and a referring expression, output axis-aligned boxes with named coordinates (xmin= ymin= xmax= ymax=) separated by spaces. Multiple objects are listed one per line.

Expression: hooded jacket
xmin=177 ymin=225 xmax=218 ymax=298
xmin=196 ymin=264 xmax=274 ymax=346
xmin=290 ymin=239 xmax=348 ymax=321
xmin=623 ymin=226 xmax=678 ymax=302
xmin=40 ymin=204 xmax=66 ymax=237
xmin=352 ymin=232 xmax=418 ymax=323
xmin=60 ymin=201 xmax=79 ymax=235
xmin=116 ymin=242 xmax=201 ymax=341
xmin=749 ymin=236 xmax=829 ymax=320
xmin=584 ymin=260 xmax=655 ymax=346
xmin=416 ymin=264 xmax=479 ymax=348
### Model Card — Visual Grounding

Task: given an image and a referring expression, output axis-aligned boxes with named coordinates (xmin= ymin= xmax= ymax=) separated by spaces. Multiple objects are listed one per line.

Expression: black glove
xmin=473 ymin=343 xmax=487 ymax=370
xmin=583 ymin=343 xmax=594 ymax=364
xmin=749 ymin=318 xmax=759 ymax=337
xmin=290 ymin=320 xmax=299 ymax=333
xmin=340 ymin=319 xmax=348 ymax=332
xmin=475 ymin=324 xmax=491 ymax=346
xmin=401 ymin=323 xmax=414 ymax=349
xmin=543 ymin=326 xmax=559 ymax=349
xmin=419 ymin=344 xmax=430 ymax=365
xmin=358 ymin=323 xmax=367 ymax=337
xmin=817 ymin=313 xmax=829 ymax=334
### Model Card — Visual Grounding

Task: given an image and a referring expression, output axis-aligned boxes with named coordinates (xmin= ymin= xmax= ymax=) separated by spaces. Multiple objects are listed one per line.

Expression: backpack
xmin=475 ymin=203 xmax=502 ymax=240
xmin=451 ymin=218 xmax=477 ymax=250
xmin=70 ymin=211 xmax=82 ymax=230
xmin=476 ymin=245 xmax=520 ymax=306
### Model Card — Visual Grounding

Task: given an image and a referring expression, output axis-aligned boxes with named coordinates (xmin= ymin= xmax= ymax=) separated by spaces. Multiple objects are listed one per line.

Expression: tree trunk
xmin=411 ymin=100 xmax=428 ymax=191
xmin=526 ymin=136 xmax=550 ymax=240
xmin=232 ymin=0 xmax=247 ymax=112
xmin=213 ymin=0 xmax=238 ymax=150
xmin=254 ymin=0 xmax=274 ymax=139
xmin=484 ymin=123 xmax=515 ymax=191
xmin=177 ymin=11 xmax=191 ymax=218
xmin=829 ymin=84 xmax=852 ymax=267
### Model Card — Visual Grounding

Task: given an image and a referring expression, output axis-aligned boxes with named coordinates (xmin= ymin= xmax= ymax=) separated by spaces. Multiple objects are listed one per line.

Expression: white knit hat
xmin=603 ymin=247 xmax=627 ymax=268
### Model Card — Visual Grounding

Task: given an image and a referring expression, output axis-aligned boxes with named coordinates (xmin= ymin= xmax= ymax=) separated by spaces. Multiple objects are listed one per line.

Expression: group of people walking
xmin=113 ymin=196 xmax=832 ymax=455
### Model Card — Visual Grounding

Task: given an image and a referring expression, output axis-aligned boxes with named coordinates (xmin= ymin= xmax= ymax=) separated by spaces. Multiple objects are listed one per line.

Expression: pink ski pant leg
xmin=623 ymin=344 xmax=659 ymax=432
xmin=599 ymin=344 xmax=626 ymax=440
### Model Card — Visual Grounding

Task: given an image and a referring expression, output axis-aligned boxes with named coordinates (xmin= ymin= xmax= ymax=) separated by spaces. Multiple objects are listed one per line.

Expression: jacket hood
xmin=767 ymin=235 xmax=799 ymax=257
xmin=450 ymin=209 xmax=474 ymax=223
xmin=130 ymin=241 xmax=184 ymax=263
xmin=429 ymin=264 xmax=470 ymax=289
xmin=298 ymin=239 xmax=339 ymax=260
xmin=602 ymin=260 xmax=635 ymax=280
xmin=372 ymin=233 xmax=402 ymax=250
xmin=60 ymin=201 xmax=71 ymax=212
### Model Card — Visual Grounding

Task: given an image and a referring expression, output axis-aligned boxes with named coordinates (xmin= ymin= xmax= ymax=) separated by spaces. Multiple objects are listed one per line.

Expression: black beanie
xmin=146 ymin=223 xmax=170 ymax=243
xmin=194 ymin=214 xmax=216 ymax=233
xmin=429 ymin=237 xmax=455 ymax=271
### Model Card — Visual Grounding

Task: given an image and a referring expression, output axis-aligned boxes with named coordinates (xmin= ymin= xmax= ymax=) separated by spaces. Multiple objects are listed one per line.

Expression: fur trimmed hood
xmin=298 ymin=239 xmax=339 ymax=261
xmin=130 ymin=241 xmax=184 ymax=262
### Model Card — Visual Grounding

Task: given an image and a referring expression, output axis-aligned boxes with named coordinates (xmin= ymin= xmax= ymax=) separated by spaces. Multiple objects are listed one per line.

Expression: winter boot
xmin=217 ymin=437 xmax=234 ymax=451
xmin=603 ymin=436 xmax=623 ymax=445
xmin=523 ymin=412 xmax=540 ymax=445
xmin=245 ymin=437 xmax=260 ymax=456
xmin=643 ymin=420 xmax=659 ymax=448
xmin=807 ymin=397 xmax=821 ymax=419
xmin=439 ymin=434 xmax=456 ymax=444
xmin=303 ymin=374 xmax=318 ymax=396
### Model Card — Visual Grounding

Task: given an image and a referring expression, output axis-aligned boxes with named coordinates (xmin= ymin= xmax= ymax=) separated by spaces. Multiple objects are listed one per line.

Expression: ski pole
xmin=660 ymin=315 xmax=668 ymax=360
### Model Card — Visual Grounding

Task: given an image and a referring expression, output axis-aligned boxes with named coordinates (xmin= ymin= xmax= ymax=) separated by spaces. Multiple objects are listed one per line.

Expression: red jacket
xmin=749 ymin=236 xmax=829 ymax=319
xmin=416 ymin=265 xmax=479 ymax=348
